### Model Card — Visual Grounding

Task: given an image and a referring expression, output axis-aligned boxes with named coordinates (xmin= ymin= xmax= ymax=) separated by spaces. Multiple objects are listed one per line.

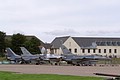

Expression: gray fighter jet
xmin=20 ymin=47 xmax=40 ymax=64
xmin=6 ymin=48 xmax=22 ymax=63
xmin=60 ymin=45 xmax=109 ymax=66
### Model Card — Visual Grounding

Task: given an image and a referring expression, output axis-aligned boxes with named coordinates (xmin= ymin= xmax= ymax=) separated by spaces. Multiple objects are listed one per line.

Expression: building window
xmin=88 ymin=49 xmax=90 ymax=53
xmin=114 ymin=49 xmax=117 ymax=53
xmin=104 ymin=49 xmax=106 ymax=53
xmin=98 ymin=49 xmax=101 ymax=53
xmin=109 ymin=49 xmax=111 ymax=53
xmin=93 ymin=49 xmax=96 ymax=53
xmin=82 ymin=49 xmax=85 ymax=53
xmin=69 ymin=49 xmax=71 ymax=52
xmin=74 ymin=48 xmax=77 ymax=53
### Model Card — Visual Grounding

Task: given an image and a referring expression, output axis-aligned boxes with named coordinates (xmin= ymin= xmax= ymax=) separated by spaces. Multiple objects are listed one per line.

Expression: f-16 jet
xmin=60 ymin=45 xmax=110 ymax=66
xmin=6 ymin=48 xmax=22 ymax=63
xmin=20 ymin=47 xmax=40 ymax=64
xmin=20 ymin=47 xmax=40 ymax=59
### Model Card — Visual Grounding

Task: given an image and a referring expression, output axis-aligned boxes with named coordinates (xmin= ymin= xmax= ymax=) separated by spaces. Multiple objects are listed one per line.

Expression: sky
xmin=1 ymin=0 xmax=120 ymax=43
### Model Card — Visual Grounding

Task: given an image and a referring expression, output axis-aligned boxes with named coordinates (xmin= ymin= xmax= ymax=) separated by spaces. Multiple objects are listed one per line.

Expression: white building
xmin=50 ymin=36 xmax=120 ymax=58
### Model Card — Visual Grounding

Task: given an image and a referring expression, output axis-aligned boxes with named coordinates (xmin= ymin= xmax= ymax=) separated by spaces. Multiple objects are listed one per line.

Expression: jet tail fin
xmin=60 ymin=45 xmax=72 ymax=55
xmin=20 ymin=47 xmax=33 ymax=56
xmin=6 ymin=48 xmax=20 ymax=58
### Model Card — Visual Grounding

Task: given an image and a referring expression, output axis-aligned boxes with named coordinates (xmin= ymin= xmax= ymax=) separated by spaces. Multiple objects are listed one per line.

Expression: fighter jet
xmin=6 ymin=48 xmax=22 ymax=63
xmin=60 ymin=45 xmax=109 ymax=66
xmin=60 ymin=45 xmax=86 ymax=65
xmin=20 ymin=47 xmax=40 ymax=64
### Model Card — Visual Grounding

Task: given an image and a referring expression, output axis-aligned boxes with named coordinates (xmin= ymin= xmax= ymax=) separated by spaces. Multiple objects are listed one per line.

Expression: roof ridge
xmin=56 ymin=36 xmax=71 ymax=38
xmin=72 ymin=37 xmax=120 ymax=39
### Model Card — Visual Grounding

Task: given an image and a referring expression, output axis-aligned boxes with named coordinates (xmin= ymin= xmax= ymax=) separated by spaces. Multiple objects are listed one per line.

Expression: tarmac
xmin=0 ymin=65 xmax=120 ymax=77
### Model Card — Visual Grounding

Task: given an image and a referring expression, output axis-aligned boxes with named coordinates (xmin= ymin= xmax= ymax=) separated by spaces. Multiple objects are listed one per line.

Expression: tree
xmin=5 ymin=39 xmax=12 ymax=48
xmin=11 ymin=33 xmax=26 ymax=55
xmin=0 ymin=31 xmax=6 ymax=57
xmin=24 ymin=37 xmax=41 ymax=54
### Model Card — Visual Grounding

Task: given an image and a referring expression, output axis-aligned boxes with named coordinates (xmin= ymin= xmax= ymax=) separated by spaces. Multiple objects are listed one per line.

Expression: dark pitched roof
xmin=51 ymin=36 xmax=70 ymax=48
xmin=51 ymin=36 xmax=120 ymax=49
xmin=72 ymin=37 xmax=120 ymax=48
xmin=44 ymin=43 xmax=52 ymax=49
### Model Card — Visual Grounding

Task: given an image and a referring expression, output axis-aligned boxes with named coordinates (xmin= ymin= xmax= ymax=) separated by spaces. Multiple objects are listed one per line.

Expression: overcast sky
xmin=1 ymin=0 xmax=120 ymax=42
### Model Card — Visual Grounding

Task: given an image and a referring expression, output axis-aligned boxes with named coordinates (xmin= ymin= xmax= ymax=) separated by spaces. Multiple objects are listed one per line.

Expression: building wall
xmin=96 ymin=46 xmax=120 ymax=57
xmin=53 ymin=48 xmax=61 ymax=55
xmin=63 ymin=37 xmax=81 ymax=55
xmin=79 ymin=46 xmax=120 ymax=57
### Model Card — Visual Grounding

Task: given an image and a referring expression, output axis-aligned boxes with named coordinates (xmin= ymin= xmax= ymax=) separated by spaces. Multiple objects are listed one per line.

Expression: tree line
xmin=0 ymin=31 xmax=42 ymax=57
